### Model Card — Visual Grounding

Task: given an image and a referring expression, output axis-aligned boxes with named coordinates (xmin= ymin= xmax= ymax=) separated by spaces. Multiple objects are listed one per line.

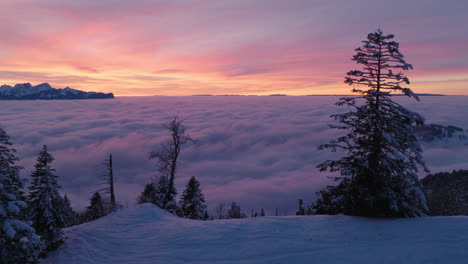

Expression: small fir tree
xmin=226 ymin=202 xmax=245 ymax=219
xmin=154 ymin=175 xmax=171 ymax=207
xmin=86 ymin=192 xmax=106 ymax=221
xmin=315 ymin=29 xmax=428 ymax=217
xmin=179 ymin=176 xmax=207 ymax=220
xmin=137 ymin=183 xmax=157 ymax=204
xmin=62 ymin=194 xmax=76 ymax=227
xmin=0 ymin=127 xmax=40 ymax=263
xmin=28 ymin=145 xmax=65 ymax=251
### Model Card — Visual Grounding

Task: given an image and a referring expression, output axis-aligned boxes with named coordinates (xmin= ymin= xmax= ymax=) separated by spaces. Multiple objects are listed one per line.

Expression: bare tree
xmin=150 ymin=116 xmax=191 ymax=213
xmin=96 ymin=153 xmax=116 ymax=212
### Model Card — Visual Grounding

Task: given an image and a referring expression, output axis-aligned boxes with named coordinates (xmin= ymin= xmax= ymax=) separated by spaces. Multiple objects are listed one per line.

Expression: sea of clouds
xmin=2 ymin=96 xmax=468 ymax=215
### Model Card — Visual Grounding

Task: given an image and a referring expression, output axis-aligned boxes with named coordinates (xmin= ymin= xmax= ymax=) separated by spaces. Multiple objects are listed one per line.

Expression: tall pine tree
xmin=314 ymin=29 xmax=428 ymax=217
xmin=0 ymin=127 xmax=40 ymax=263
xmin=179 ymin=176 xmax=207 ymax=220
xmin=28 ymin=145 xmax=65 ymax=251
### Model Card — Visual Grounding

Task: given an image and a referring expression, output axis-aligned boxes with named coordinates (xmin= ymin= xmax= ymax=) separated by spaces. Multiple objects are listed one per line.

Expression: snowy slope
xmin=43 ymin=204 xmax=468 ymax=264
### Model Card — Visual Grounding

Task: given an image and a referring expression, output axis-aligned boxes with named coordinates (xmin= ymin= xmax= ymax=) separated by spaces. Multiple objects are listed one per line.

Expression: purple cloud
xmin=1 ymin=96 xmax=468 ymax=215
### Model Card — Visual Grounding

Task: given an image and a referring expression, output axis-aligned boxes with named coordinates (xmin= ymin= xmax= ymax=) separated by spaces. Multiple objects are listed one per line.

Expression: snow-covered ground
xmin=43 ymin=204 xmax=468 ymax=264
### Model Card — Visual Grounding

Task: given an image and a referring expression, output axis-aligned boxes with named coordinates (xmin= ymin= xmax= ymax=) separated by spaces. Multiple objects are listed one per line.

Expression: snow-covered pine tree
xmin=149 ymin=116 xmax=191 ymax=214
xmin=179 ymin=176 xmax=207 ymax=220
xmin=152 ymin=175 xmax=170 ymax=208
xmin=137 ymin=183 xmax=157 ymax=204
xmin=86 ymin=192 xmax=106 ymax=221
xmin=28 ymin=145 xmax=65 ymax=251
xmin=0 ymin=127 xmax=40 ymax=263
xmin=314 ymin=29 xmax=428 ymax=217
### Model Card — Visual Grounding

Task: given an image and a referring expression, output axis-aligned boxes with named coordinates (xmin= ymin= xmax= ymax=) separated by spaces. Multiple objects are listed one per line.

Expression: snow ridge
xmin=43 ymin=204 xmax=468 ymax=264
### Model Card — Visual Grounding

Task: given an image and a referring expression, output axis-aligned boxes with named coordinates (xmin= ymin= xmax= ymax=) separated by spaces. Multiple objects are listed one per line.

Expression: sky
xmin=1 ymin=0 xmax=467 ymax=96
xmin=2 ymin=96 xmax=468 ymax=213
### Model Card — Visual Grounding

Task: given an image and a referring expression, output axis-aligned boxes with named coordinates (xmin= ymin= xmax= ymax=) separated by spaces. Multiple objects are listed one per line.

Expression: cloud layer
xmin=2 ymin=96 xmax=468 ymax=215
xmin=0 ymin=0 xmax=467 ymax=95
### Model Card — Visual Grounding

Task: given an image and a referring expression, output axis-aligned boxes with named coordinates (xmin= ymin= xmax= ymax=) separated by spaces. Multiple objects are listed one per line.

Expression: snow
xmin=43 ymin=204 xmax=468 ymax=264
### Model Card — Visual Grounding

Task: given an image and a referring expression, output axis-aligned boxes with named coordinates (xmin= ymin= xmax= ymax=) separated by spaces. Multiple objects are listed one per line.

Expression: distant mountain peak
xmin=0 ymin=82 xmax=114 ymax=100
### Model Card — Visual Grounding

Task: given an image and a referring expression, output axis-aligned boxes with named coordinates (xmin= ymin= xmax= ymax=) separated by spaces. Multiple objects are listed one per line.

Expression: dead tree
xmin=149 ymin=116 xmax=191 ymax=213
xmin=96 ymin=153 xmax=116 ymax=212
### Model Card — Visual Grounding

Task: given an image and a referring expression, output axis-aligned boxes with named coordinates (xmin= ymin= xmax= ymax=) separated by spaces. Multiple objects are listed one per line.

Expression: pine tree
xmin=0 ymin=127 xmax=40 ymax=263
xmin=137 ymin=183 xmax=157 ymax=204
xmin=28 ymin=145 xmax=65 ymax=251
xmin=62 ymin=194 xmax=76 ymax=227
xmin=155 ymin=175 xmax=171 ymax=207
xmin=86 ymin=192 xmax=106 ymax=221
xmin=149 ymin=116 xmax=191 ymax=213
xmin=226 ymin=202 xmax=245 ymax=219
xmin=179 ymin=176 xmax=207 ymax=220
xmin=314 ymin=29 xmax=428 ymax=217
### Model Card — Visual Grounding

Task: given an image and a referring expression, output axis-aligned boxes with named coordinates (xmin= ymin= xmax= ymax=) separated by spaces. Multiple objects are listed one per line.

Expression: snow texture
xmin=43 ymin=204 xmax=468 ymax=264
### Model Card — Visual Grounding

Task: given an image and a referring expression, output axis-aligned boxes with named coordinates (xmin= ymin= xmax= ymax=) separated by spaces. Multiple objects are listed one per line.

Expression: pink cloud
xmin=1 ymin=96 xmax=468 ymax=214
xmin=0 ymin=0 xmax=467 ymax=95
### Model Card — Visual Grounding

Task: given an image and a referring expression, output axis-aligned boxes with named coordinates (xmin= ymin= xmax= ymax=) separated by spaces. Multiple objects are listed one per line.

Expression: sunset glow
xmin=1 ymin=0 xmax=467 ymax=96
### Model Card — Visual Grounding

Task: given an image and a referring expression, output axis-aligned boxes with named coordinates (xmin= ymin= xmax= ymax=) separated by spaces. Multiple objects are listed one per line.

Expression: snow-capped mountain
xmin=0 ymin=83 xmax=114 ymax=99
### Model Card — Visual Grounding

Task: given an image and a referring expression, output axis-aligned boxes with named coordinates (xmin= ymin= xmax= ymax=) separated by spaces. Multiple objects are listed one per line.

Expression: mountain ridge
xmin=0 ymin=82 xmax=114 ymax=100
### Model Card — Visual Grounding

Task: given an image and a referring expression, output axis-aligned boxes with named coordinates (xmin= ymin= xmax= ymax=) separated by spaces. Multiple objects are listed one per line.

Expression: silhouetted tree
xmin=61 ymin=194 xmax=76 ymax=227
xmin=179 ymin=176 xmax=207 ymax=220
xmin=215 ymin=202 xmax=226 ymax=219
xmin=86 ymin=192 xmax=106 ymax=221
xmin=203 ymin=210 xmax=209 ymax=220
xmin=0 ymin=127 xmax=40 ymax=263
xmin=96 ymin=154 xmax=116 ymax=212
xmin=315 ymin=29 xmax=428 ymax=217
xmin=137 ymin=183 xmax=157 ymax=204
xmin=421 ymin=170 xmax=468 ymax=215
xmin=149 ymin=116 xmax=191 ymax=213
xmin=226 ymin=202 xmax=246 ymax=219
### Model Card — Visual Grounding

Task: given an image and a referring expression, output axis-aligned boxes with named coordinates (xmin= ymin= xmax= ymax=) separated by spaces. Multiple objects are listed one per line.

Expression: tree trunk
xmin=109 ymin=154 xmax=116 ymax=210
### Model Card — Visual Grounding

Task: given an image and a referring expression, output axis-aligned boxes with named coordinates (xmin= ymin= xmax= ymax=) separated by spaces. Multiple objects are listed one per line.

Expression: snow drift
xmin=43 ymin=204 xmax=468 ymax=264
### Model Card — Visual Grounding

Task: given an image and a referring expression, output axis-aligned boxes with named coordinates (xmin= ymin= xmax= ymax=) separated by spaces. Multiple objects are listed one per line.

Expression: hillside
xmin=43 ymin=204 xmax=468 ymax=264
